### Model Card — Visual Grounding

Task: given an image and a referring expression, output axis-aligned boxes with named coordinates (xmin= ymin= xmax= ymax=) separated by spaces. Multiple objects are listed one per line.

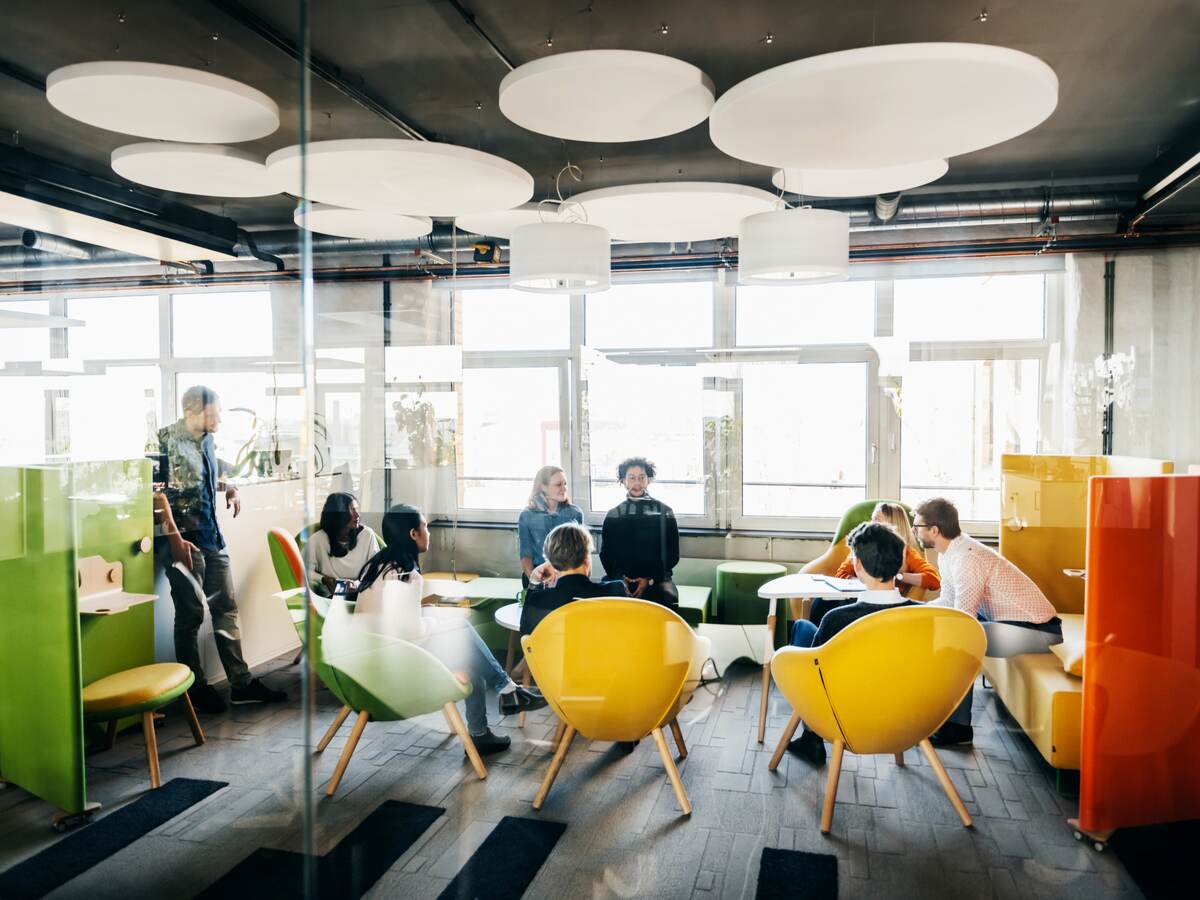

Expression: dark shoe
xmin=929 ymin=723 xmax=974 ymax=747
xmin=498 ymin=685 xmax=548 ymax=716
xmin=786 ymin=727 xmax=827 ymax=766
xmin=616 ymin=740 xmax=639 ymax=755
xmin=188 ymin=682 xmax=226 ymax=714
xmin=230 ymin=678 xmax=288 ymax=705
xmin=468 ymin=729 xmax=511 ymax=756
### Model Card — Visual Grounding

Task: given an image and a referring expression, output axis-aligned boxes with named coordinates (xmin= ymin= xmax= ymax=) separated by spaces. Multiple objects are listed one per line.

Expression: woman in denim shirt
xmin=517 ymin=465 xmax=583 ymax=586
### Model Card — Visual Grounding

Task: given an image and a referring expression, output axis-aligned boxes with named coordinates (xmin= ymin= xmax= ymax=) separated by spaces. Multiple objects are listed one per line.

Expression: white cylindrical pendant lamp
xmin=738 ymin=208 xmax=849 ymax=285
xmin=509 ymin=222 xmax=611 ymax=293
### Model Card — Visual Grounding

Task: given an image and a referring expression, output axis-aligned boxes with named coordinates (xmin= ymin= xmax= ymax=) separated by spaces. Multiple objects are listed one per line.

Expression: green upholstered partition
xmin=0 ymin=465 xmax=87 ymax=815
xmin=0 ymin=460 xmax=154 ymax=818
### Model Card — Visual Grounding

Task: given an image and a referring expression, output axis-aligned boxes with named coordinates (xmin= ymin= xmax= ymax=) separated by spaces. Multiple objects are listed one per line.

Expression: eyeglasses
xmin=913 ymin=522 xmax=931 ymax=531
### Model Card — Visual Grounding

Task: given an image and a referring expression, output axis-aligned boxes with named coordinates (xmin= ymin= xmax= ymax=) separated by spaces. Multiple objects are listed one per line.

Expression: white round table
xmin=754 ymin=574 xmax=866 ymax=743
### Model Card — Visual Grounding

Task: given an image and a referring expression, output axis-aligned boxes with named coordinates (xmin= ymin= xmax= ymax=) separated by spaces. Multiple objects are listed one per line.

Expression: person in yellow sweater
xmin=813 ymin=502 xmax=940 ymax=626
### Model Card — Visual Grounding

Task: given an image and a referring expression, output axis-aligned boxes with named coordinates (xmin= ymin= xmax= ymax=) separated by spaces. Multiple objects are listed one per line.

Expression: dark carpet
xmin=436 ymin=815 xmax=567 ymax=900
xmin=755 ymin=846 xmax=838 ymax=900
xmin=195 ymin=799 xmax=444 ymax=899
xmin=0 ymin=777 xmax=228 ymax=900
xmin=1109 ymin=818 xmax=1200 ymax=900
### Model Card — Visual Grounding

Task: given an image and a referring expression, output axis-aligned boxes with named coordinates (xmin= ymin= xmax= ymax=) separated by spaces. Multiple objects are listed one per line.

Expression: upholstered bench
xmin=981 ymin=613 xmax=1084 ymax=770
xmin=82 ymin=663 xmax=205 ymax=788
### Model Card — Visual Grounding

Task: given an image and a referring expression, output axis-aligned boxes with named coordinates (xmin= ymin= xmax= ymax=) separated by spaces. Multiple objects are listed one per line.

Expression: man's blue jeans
xmin=790 ymin=619 xmax=819 ymax=648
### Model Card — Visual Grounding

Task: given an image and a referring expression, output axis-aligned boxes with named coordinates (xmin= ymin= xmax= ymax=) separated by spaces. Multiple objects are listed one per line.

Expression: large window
xmin=900 ymin=359 xmax=1041 ymax=521
xmin=586 ymin=282 xmax=712 ymax=349
xmin=0 ymin=300 xmax=51 ymax=363
xmin=67 ymin=295 xmax=158 ymax=360
xmin=460 ymin=289 xmax=569 ymax=351
xmin=740 ymin=361 xmax=871 ymax=520
xmin=584 ymin=364 xmax=706 ymax=516
xmin=459 ymin=366 xmax=561 ymax=509
xmin=737 ymin=281 xmax=874 ymax=346
xmin=172 ymin=291 xmax=273 ymax=358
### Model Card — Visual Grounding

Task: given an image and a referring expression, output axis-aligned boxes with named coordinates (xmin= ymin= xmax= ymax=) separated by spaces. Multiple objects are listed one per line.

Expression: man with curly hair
xmin=599 ymin=456 xmax=680 ymax=607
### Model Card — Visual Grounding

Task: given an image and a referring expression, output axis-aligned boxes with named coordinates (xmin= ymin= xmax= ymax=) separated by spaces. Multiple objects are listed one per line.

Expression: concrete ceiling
xmin=0 ymin=0 xmax=1197 ymax=234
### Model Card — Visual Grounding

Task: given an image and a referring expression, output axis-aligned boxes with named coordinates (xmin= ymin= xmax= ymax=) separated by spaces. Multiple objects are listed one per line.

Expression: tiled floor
xmin=0 ymin=654 xmax=1142 ymax=899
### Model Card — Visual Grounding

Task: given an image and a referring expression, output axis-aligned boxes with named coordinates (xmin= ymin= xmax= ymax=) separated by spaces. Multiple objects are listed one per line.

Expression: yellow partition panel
xmin=1000 ymin=454 xmax=1172 ymax=614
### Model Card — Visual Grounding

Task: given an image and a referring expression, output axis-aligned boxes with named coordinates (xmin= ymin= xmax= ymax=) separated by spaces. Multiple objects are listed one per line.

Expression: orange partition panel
xmin=1079 ymin=474 xmax=1200 ymax=833
xmin=1001 ymin=454 xmax=1172 ymax=615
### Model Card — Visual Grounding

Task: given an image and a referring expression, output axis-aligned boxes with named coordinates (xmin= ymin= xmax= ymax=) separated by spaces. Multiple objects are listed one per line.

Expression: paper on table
xmin=815 ymin=575 xmax=867 ymax=592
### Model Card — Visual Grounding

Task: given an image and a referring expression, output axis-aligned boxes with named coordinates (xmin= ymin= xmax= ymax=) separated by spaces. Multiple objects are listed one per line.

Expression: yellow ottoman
xmin=82 ymin=663 xmax=204 ymax=789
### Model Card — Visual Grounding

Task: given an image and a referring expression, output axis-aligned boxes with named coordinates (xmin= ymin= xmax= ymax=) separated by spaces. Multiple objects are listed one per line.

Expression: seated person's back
xmin=786 ymin=520 xmax=916 ymax=765
xmin=521 ymin=522 xmax=627 ymax=635
xmin=793 ymin=522 xmax=917 ymax=647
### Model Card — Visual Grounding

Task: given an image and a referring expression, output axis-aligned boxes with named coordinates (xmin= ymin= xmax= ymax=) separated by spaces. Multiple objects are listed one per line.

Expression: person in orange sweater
xmin=813 ymin=502 xmax=940 ymax=626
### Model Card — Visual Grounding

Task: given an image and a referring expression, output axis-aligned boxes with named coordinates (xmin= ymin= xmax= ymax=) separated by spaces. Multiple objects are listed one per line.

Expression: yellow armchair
xmin=768 ymin=605 xmax=985 ymax=833
xmin=522 ymin=598 xmax=705 ymax=817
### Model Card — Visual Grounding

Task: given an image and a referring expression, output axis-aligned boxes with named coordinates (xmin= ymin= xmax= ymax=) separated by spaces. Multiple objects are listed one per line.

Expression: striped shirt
xmin=931 ymin=534 xmax=1057 ymax=624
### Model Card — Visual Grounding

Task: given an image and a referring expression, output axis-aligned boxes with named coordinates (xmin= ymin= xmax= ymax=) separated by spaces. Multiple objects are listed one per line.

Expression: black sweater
xmin=599 ymin=495 xmax=681 ymax=583
xmin=520 ymin=573 xmax=629 ymax=635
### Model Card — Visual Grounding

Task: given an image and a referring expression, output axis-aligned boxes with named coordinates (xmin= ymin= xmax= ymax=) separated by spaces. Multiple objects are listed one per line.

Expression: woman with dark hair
xmin=304 ymin=492 xmax=379 ymax=596
xmin=517 ymin=465 xmax=583 ymax=587
xmin=355 ymin=504 xmax=545 ymax=755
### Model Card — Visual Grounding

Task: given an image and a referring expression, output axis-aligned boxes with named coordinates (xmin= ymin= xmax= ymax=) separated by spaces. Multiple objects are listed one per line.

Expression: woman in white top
xmin=354 ymin=503 xmax=546 ymax=756
xmin=304 ymin=492 xmax=379 ymax=596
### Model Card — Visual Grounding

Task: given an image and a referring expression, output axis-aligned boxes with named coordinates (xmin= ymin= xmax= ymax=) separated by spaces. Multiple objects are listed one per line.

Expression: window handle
xmin=870 ymin=443 xmax=878 ymax=464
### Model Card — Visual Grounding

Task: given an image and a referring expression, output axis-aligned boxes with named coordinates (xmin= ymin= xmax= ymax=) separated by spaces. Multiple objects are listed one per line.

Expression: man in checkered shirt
xmin=914 ymin=497 xmax=1063 ymax=747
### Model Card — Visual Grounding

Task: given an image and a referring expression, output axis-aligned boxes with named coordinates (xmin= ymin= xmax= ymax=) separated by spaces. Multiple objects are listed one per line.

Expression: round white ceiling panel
xmin=499 ymin=50 xmax=715 ymax=142
xmin=111 ymin=143 xmax=278 ymax=197
xmin=710 ymin=43 xmax=1058 ymax=169
xmin=456 ymin=202 xmax=560 ymax=239
xmin=266 ymin=140 xmax=535 ymax=216
xmin=570 ymin=182 xmax=778 ymax=242
xmin=771 ymin=159 xmax=949 ymax=198
xmin=293 ymin=204 xmax=433 ymax=240
xmin=47 ymin=62 xmax=279 ymax=142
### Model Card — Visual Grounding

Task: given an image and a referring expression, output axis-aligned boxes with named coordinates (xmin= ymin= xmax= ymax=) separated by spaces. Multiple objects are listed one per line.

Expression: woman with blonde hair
xmin=835 ymin=501 xmax=940 ymax=596
xmin=517 ymin=465 xmax=583 ymax=586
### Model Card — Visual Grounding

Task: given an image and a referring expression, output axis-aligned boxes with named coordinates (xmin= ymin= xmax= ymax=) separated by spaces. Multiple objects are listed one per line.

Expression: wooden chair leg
xmin=769 ymin=712 xmax=803 ymax=772
xmin=444 ymin=703 xmax=488 ymax=781
xmin=533 ymin=725 xmax=575 ymax=810
xmin=504 ymin=631 xmax=517 ymax=675
xmin=652 ymin=727 xmax=692 ymax=816
xmin=668 ymin=718 xmax=688 ymax=760
xmin=919 ymin=738 xmax=973 ymax=827
xmin=142 ymin=712 xmax=162 ymax=789
xmin=894 ymin=751 xmax=906 ymax=767
xmin=315 ymin=705 xmax=351 ymax=754
xmin=820 ymin=738 xmax=845 ymax=834
xmin=104 ymin=719 xmax=119 ymax=751
xmin=551 ymin=718 xmax=566 ymax=751
xmin=325 ymin=710 xmax=369 ymax=797
xmin=517 ymin=665 xmax=532 ymax=729
xmin=180 ymin=692 xmax=206 ymax=746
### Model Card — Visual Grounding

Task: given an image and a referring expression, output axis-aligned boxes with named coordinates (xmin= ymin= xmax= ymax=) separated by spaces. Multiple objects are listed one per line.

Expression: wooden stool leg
xmin=533 ymin=725 xmax=575 ymax=810
xmin=550 ymin=719 xmax=566 ymax=751
xmin=769 ymin=712 xmax=803 ymax=772
xmin=104 ymin=719 xmax=119 ymax=751
xmin=316 ymin=705 xmax=351 ymax=754
xmin=325 ymin=711 xmax=369 ymax=797
xmin=181 ymin=693 xmax=206 ymax=746
xmin=894 ymin=751 xmax=906 ymax=767
xmin=142 ymin=712 xmax=161 ymax=789
xmin=504 ymin=631 xmax=517 ymax=676
xmin=517 ymin=665 xmax=531 ymax=728
xmin=444 ymin=703 xmax=488 ymax=780
xmin=919 ymin=739 xmax=973 ymax=827
xmin=668 ymin=717 xmax=688 ymax=759
xmin=757 ymin=598 xmax=778 ymax=743
xmin=820 ymin=738 xmax=845 ymax=834
xmin=652 ymin=727 xmax=692 ymax=816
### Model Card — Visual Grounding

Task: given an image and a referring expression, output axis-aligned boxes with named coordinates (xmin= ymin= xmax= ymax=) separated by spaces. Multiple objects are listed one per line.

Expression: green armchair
xmin=315 ymin=598 xmax=487 ymax=795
